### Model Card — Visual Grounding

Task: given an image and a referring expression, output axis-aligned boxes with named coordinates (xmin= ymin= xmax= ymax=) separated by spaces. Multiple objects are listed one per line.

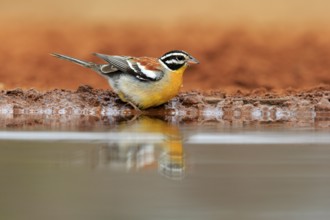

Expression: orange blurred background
xmin=1 ymin=0 xmax=330 ymax=91
xmin=2 ymin=0 xmax=330 ymax=25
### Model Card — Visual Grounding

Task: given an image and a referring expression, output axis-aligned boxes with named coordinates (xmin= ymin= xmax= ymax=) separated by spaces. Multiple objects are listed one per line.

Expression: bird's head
xmin=159 ymin=50 xmax=199 ymax=71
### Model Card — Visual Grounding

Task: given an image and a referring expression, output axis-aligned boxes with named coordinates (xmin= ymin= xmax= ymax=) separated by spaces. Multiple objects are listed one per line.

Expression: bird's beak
xmin=187 ymin=56 xmax=199 ymax=64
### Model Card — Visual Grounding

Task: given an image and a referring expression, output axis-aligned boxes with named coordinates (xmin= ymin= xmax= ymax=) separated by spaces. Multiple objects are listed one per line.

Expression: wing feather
xmin=94 ymin=53 xmax=164 ymax=81
xmin=93 ymin=53 xmax=131 ymax=72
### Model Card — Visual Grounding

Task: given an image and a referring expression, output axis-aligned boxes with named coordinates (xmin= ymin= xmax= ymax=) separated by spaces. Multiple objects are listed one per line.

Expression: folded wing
xmin=94 ymin=53 xmax=164 ymax=81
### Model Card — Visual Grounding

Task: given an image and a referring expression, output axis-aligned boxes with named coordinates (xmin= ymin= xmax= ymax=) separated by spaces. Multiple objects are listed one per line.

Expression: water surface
xmin=0 ymin=116 xmax=330 ymax=220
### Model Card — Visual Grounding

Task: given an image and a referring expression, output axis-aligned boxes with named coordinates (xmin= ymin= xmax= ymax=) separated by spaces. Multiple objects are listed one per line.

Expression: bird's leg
xmin=123 ymin=101 xmax=142 ymax=122
xmin=127 ymin=101 xmax=142 ymax=113
xmin=120 ymin=101 xmax=142 ymax=122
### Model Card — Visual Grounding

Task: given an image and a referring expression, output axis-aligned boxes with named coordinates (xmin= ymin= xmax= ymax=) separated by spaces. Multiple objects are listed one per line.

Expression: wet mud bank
xmin=0 ymin=85 xmax=329 ymax=129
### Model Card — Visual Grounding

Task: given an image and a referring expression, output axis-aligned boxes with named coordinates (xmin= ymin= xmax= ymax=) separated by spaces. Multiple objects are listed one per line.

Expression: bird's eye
xmin=177 ymin=56 xmax=185 ymax=61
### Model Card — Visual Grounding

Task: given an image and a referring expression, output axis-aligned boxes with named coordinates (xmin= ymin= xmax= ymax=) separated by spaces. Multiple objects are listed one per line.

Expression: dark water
xmin=1 ymin=116 xmax=330 ymax=220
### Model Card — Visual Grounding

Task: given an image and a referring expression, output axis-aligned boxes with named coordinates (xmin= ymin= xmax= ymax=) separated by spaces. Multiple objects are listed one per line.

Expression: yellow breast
xmin=118 ymin=65 xmax=187 ymax=109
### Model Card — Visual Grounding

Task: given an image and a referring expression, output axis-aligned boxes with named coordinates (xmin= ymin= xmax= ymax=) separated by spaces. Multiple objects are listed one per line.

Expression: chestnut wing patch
xmin=94 ymin=53 xmax=164 ymax=81
xmin=128 ymin=57 xmax=164 ymax=81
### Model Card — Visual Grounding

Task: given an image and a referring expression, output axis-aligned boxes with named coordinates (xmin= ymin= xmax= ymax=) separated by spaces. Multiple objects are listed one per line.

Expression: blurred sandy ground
xmin=2 ymin=0 xmax=330 ymax=25
xmin=0 ymin=0 xmax=330 ymax=91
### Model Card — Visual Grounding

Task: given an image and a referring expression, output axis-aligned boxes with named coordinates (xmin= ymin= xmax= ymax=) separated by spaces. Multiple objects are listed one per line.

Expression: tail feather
xmin=50 ymin=53 xmax=96 ymax=69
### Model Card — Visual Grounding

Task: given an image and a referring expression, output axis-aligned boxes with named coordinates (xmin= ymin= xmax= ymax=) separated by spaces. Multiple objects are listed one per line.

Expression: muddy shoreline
xmin=0 ymin=85 xmax=329 ymax=129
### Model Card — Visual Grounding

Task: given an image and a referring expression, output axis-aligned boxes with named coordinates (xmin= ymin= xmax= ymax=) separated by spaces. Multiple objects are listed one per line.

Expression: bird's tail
xmin=51 ymin=53 xmax=98 ymax=70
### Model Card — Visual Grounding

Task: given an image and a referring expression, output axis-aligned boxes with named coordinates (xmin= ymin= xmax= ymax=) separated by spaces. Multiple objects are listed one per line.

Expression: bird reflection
xmin=98 ymin=116 xmax=185 ymax=179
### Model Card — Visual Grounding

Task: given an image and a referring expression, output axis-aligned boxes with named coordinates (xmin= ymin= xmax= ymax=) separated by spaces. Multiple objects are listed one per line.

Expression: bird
xmin=51 ymin=50 xmax=199 ymax=110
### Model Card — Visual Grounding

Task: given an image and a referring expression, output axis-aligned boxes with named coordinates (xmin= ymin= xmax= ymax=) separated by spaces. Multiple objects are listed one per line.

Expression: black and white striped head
xmin=159 ymin=50 xmax=199 ymax=71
